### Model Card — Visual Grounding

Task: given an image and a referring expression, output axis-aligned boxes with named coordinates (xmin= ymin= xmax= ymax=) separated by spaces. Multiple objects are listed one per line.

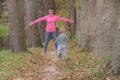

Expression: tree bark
xmin=78 ymin=0 xmax=97 ymax=51
xmin=37 ymin=0 xmax=47 ymax=42
xmin=66 ymin=0 xmax=76 ymax=38
xmin=0 ymin=0 xmax=2 ymax=21
xmin=103 ymin=0 xmax=120 ymax=75
xmin=75 ymin=0 xmax=81 ymax=43
xmin=7 ymin=0 xmax=27 ymax=52
xmin=25 ymin=0 xmax=43 ymax=47
xmin=47 ymin=0 xmax=56 ymax=13
xmin=93 ymin=0 xmax=117 ymax=56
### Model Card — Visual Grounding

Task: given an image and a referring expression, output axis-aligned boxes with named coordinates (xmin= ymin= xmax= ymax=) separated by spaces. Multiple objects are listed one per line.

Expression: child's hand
xmin=29 ymin=22 xmax=33 ymax=26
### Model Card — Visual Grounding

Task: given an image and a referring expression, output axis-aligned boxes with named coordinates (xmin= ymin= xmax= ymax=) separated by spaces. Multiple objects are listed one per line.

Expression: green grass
xmin=0 ymin=48 xmax=43 ymax=80
xmin=72 ymin=36 xmax=78 ymax=43
xmin=0 ymin=24 xmax=9 ymax=40
xmin=0 ymin=50 xmax=25 ymax=79
xmin=58 ymin=42 xmax=120 ymax=80
xmin=59 ymin=42 xmax=109 ymax=80
xmin=0 ymin=42 xmax=119 ymax=80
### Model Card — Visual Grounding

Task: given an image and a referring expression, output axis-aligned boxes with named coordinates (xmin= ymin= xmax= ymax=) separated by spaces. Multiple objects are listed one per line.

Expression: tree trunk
xmin=75 ymin=0 xmax=81 ymax=44
xmin=7 ymin=0 xmax=27 ymax=52
xmin=0 ymin=0 xmax=2 ymax=21
xmin=93 ymin=0 xmax=117 ymax=56
xmin=78 ymin=0 xmax=97 ymax=51
xmin=103 ymin=0 xmax=120 ymax=75
xmin=66 ymin=0 xmax=76 ymax=38
xmin=47 ymin=0 xmax=56 ymax=13
xmin=37 ymin=0 xmax=47 ymax=42
xmin=25 ymin=0 xmax=43 ymax=47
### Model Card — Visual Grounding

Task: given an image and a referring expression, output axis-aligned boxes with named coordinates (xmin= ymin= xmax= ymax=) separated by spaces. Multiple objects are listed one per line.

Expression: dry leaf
xmin=106 ymin=77 xmax=111 ymax=80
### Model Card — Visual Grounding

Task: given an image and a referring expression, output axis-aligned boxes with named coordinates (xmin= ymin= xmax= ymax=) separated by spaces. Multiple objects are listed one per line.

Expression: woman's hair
xmin=48 ymin=9 xmax=54 ymax=11
xmin=48 ymin=9 xmax=54 ymax=14
xmin=59 ymin=27 xmax=66 ymax=33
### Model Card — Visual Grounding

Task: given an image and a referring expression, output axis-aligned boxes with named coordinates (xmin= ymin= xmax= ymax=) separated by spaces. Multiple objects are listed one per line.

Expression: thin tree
xmin=0 ymin=0 xmax=2 ymax=20
xmin=66 ymin=0 xmax=76 ymax=38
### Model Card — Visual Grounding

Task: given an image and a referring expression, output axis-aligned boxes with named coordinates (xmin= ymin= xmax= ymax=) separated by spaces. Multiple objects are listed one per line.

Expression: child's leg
xmin=57 ymin=45 xmax=63 ymax=58
xmin=57 ymin=45 xmax=61 ymax=54
xmin=61 ymin=46 xmax=67 ymax=60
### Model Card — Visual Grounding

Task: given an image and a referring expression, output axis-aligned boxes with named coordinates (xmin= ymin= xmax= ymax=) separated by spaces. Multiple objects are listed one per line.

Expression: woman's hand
xmin=29 ymin=22 xmax=33 ymax=26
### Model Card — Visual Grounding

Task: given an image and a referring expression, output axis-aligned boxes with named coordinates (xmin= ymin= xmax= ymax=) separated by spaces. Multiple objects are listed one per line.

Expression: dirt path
xmin=42 ymin=51 xmax=62 ymax=80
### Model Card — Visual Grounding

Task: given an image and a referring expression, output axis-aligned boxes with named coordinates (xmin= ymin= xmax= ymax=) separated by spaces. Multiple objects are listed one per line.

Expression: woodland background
xmin=0 ymin=0 xmax=120 ymax=80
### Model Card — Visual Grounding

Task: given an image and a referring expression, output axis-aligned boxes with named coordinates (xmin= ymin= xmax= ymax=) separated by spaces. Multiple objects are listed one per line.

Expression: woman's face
xmin=48 ymin=10 xmax=54 ymax=15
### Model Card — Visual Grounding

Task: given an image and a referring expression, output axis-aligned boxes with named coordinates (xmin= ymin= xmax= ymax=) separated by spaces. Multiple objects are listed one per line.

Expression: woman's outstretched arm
xmin=56 ymin=16 xmax=74 ymax=23
xmin=29 ymin=16 xmax=46 ymax=26
xmin=54 ymin=36 xmax=60 ymax=43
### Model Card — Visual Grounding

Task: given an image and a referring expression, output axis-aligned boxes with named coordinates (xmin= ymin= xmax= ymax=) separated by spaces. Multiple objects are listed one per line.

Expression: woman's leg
xmin=51 ymin=32 xmax=57 ymax=51
xmin=44 ymin=32 xmax=50 ymax=55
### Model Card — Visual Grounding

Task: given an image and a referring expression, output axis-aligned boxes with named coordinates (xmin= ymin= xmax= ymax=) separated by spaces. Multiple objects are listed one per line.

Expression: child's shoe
xmin=59 ymin=53 xmax=61 ymax=58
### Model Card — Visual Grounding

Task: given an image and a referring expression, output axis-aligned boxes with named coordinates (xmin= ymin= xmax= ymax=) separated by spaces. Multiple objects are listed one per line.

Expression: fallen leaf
xmin=106 ymin=77 xmax=111 ymax=80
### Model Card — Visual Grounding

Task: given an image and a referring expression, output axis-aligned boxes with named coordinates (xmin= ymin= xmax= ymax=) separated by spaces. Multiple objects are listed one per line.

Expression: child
xmin=55 ymin=27 xmax=69 ymax=60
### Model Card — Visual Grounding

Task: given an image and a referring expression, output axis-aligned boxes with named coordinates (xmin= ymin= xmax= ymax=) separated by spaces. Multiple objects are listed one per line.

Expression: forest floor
xmin=0 ymin=42 xmax=119 ymax=80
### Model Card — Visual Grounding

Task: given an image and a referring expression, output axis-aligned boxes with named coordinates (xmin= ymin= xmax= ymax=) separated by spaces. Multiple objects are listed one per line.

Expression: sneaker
xmin=59 ymin=53 xmax=61 ymax=58
xmin=44 ymin=52 xmax=46 ymax=56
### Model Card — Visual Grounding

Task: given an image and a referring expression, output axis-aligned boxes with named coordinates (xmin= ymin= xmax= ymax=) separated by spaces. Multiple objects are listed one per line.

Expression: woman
xmin=29 ymin=9 xmax=73 ymax=55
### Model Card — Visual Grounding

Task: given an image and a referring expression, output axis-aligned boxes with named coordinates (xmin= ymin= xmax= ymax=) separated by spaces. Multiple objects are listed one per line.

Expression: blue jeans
xmin=44 ymin=32 xmax=57 ymax=54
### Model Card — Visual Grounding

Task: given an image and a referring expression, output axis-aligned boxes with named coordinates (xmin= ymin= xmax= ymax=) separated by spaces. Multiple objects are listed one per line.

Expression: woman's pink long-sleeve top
xmin=30 ymin=14 xmax=73 ymax=32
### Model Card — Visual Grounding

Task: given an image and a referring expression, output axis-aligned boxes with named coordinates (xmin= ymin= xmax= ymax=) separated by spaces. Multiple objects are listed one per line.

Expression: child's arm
xmin=65 ymin=35 xmax=70 ymax=41
xmin=56 ymin=16 xmax=74 ymax=23
xmin=54 ymin=36 xmax=60 ymax=43
xmin=29 ymin=16 xmax=46 ymax=26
